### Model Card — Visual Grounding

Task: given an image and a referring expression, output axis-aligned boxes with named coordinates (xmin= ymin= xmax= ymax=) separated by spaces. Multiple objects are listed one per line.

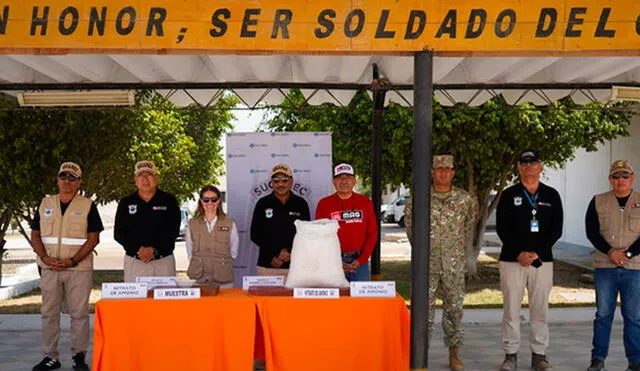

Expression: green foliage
xmin=0 ymin=91 xmax=238 ymax=225
xmin=261 ymin=90 xmax=631 ymax=199
xmin=261 ymin=90 xmax=633 ymax=275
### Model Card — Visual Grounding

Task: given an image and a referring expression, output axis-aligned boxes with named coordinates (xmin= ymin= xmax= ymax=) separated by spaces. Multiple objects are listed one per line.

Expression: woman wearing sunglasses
xmin=185 ymin=185 xmax=238 ymax=288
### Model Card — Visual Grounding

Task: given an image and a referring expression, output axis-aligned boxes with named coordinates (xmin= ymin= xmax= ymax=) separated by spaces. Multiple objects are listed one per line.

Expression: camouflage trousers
xmin=428 ymin=269 xmax=465 ymax=347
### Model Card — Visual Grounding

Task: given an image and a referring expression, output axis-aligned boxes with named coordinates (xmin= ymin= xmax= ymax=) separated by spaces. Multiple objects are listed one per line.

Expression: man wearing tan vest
xmin=31 ymin=162 xmax=103 ymax=371
xmin=586 ymin=160 xmax=640 ymax=371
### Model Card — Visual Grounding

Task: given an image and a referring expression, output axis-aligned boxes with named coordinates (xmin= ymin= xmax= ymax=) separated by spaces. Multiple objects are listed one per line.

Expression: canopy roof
xmin=2 ymin=55 xmax=638 ymax=107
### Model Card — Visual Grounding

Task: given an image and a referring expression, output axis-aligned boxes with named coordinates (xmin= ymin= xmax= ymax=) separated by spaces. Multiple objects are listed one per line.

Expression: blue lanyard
xmin=523 ymin=189 xmax=538 ymax=209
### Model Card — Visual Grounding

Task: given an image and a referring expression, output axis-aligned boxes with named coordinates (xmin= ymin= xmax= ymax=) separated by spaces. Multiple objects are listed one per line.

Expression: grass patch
xmin=0 ymin=256 xmax=594 ymax=313
xmin=381 ymin=253 xmax=594 ymax=308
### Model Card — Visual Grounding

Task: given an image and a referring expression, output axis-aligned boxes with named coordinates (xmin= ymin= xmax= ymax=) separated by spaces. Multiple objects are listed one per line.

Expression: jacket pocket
xmin=629 ymin=217 xmax=640 ymax=233
xmin=213 ymin=257 xmax=233 ymax=283
xmin=41 ymin=219 xmax=54 ymax=236
xmin=187 ymin=258 xmax=204 ymax=280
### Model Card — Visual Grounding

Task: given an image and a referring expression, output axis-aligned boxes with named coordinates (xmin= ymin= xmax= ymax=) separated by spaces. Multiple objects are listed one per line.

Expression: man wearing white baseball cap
xmin=315 ymin=163 xmax=377 ymax=281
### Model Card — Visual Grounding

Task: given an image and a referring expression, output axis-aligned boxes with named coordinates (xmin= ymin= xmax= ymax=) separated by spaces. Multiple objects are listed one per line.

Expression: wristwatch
xmin=625 ymin=251 xmax=634 ymax=259
xmin=70 ymin=257 xmax=78 ymax=267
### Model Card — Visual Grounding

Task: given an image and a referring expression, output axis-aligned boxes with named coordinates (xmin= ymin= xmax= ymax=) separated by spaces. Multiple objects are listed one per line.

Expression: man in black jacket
xmin=496 ymin=150 xmax=563 ymax=371
xmin=114 ymin=160 xmax=181 ymax=282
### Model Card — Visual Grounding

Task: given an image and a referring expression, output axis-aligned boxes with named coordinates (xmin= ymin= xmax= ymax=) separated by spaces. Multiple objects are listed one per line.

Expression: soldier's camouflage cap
xmin=433 ymin=155 xmax=454 ymax=169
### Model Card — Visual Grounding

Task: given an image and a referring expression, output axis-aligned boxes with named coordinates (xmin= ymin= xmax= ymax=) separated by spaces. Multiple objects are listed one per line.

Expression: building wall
xmin=544 ymin=113 xmax=640 ymax=246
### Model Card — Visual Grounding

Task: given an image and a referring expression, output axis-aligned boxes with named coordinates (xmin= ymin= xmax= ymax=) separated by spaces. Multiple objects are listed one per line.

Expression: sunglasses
xmin=201 ymin=197 xmax=219 ymax=203
xmin=58 ymin=173 xmax=80 ymax=181
xmin=271 ymin=177 xmax=291 ymax=183
xmin=611 ymin=172 xmax=633 ymax=179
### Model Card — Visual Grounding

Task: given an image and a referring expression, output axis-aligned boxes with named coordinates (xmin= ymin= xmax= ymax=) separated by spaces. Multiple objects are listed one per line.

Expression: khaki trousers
xmin=40 ymin=269 xmax=93 ymax=358
xmin=499 ymin=261 xmax=553 ymax=355
xmin=256 ymin=266 xmax=289 ymax=278
xmin=124 ymin=255 xmax=176 ymax=283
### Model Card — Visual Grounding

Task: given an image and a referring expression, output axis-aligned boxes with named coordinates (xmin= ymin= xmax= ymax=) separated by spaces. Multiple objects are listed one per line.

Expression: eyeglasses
xmin=271 ymin=177 xmax=291 ymax=183
xmin=518 ymin=160 xmax=541 ymax=166
xmin=58 ymin=174 xmax=80 ymax=181
xmin=611 ymin=172 xmax=633 ymax=179
xmin=201 ymin=197 xmax=219 ymax=203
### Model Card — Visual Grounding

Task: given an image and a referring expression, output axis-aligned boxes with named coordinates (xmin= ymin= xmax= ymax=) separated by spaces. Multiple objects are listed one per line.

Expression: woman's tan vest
xmin=36 ymin=194 xmax=93 ymax=271
xmin=593 ymin=190 xmax=640 ymax=269
xmin=187 ymin=216 xmax=234 ymax=283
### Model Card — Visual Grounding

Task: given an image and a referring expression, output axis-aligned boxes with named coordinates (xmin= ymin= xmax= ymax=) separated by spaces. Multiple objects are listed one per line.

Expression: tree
xmin=0 ymin=91 xmax=238 ymax=279
xmin=261 ymin=90 xmax=633 ymax=278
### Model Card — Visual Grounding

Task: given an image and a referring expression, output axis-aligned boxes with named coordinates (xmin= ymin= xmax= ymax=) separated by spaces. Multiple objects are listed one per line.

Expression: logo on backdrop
xmin=292 ymin=143 xmax=311 ymax=148
xmin=228 ymin=154 xmax=247 ymax=158
xmin=314 ymin=153 xmax=331 ymax=157
xmin=271 ymin=153 xmax=289 ymax=158
xmin=252 ymin=178 xmax=312 ymax=199
xmin=249 ymin=143 xmax=268 ymax=148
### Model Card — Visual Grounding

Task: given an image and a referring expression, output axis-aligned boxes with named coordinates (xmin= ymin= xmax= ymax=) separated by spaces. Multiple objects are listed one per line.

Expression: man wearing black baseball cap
xmin=497 ymin=150 xmax=564 ymax=371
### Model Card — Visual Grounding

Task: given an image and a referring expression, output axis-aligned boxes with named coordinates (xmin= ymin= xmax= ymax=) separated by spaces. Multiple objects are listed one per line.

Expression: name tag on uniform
xmin=44 ymin=208 xmax=54 ymax=217
xmin=154 ymin=288 xmax=200 ymax=300
xmin=293 ymin=288 xmax=339 ymax=299
xmin=101 ymin=283 xmax=148 ymax=299
xmin=152 ymin=206 xmax=167 ymax=211
xmin=350 ymin=281 xmax=396 ymax=297
xmin=530 ymin=220 xmax=540 ymax=232
xmin=217 ymin=226 xmax=230 ymax=231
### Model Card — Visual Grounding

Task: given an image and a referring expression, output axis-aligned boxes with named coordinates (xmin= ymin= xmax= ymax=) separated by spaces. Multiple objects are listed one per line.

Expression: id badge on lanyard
xmin=525 ymin=190 xmax=540 ymax=233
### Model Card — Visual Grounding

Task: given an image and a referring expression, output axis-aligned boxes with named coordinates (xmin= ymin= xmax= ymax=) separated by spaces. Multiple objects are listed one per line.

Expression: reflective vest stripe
xmin=41 ymin=237 xmax=86 ymax=245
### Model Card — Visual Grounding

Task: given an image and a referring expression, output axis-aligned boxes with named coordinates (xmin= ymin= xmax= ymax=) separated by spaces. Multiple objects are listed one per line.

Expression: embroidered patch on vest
xmin=152 ymin=206 xmax=167 ymax=211
xmin=632 ymin=203 xmax=640 ymax=208
xmin=44 ymin=208 xmax=54 ymax=217
xmin=71 ymin=211 xmax=84 ymax=216
xmin=128 ymin=204 xmax=137 ymax=214
xmin=217 ymin=226 xmax=230 ymax=231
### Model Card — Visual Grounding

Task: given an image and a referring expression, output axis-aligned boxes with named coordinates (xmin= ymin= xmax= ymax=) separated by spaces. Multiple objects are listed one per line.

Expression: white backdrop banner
xmin=226 ymin=132 xmax=333 ymax=286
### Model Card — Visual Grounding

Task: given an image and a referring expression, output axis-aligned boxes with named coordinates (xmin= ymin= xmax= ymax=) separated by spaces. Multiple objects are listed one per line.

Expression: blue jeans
xmin=342 ymin=256 xmax=370 ymax=282
xmin=592 ymin=268 xmax=640 ymax=364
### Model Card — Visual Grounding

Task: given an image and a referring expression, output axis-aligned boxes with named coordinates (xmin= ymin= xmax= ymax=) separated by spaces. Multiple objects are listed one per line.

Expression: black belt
xmin=341 ymin=251 xmax=360 ymax=259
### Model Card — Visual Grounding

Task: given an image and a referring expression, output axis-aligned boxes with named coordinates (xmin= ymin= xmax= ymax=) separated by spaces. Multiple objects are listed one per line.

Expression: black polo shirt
xmin=114 ymin=189 xmax=181 ymax=258
xmin=497 ymin=182 xmax=563 ymax=262
xmin=250 ymin=192 xmax=310 ymax=269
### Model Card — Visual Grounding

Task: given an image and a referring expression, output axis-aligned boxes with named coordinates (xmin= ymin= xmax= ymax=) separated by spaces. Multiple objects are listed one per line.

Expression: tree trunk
xmin=466 ymin=200 xmax=489 ymax=280
xmin=0 ymin=208 xmax=14 ymax=288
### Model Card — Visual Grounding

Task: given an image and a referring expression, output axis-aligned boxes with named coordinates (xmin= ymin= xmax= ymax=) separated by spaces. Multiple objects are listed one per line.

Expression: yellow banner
xmin=0 ymin=0 xmax=639 ymax=55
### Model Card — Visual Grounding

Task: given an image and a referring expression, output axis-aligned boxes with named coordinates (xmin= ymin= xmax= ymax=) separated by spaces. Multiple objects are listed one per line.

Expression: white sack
xmin=285 ymin=219 xmax=349 ymax=288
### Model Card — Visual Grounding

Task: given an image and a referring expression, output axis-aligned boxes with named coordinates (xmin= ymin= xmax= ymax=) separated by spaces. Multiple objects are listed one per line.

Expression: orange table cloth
xmin=92 ymin=288 xmax=256 ymax=371
xmin=253 ymin=294 xmax=410 ymax=371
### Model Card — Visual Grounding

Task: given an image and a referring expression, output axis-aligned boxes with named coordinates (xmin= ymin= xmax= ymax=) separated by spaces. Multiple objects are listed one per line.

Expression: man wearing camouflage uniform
xmin=405 ymin=154 xmax=476 ymax=371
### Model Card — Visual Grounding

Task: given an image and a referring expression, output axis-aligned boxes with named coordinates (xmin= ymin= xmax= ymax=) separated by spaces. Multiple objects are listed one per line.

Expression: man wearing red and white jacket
xmin=315 ymin=163 xmax=378 ymax=281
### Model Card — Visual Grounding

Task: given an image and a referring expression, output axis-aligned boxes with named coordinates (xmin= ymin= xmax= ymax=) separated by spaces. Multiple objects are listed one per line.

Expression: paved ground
xmin=0 ymin=317 xmax=631 ymax=370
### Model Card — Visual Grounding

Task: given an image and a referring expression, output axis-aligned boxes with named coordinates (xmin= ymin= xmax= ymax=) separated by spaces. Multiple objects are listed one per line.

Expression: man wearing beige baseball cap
xmin=585 ymin=160 xmax=640 ymax=371
xmin=250 ymin=163 xmax=310 ymax=276
xmin=114 ymin=160 xmax=181 ymax=282
xmin=31 ymin=162 xmax=104 ymax=370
